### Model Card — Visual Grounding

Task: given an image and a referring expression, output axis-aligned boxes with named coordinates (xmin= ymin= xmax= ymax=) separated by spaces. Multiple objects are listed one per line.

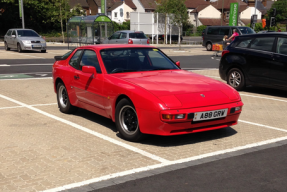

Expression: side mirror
xmin=82 ymin=66 xmax=97 ymax=75
xmin=11 ymin=35 xmax=16 ymax=38
xmin=175 ymin=61 xmax=180 ymax=68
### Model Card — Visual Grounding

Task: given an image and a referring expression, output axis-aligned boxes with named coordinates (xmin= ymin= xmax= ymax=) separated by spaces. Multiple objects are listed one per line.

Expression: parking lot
xmin=1 ymin=44 xmax=287 ymax=192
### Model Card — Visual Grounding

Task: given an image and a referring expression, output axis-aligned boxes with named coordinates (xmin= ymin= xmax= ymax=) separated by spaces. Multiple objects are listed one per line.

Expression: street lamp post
xmin=221 ymin=0 xmax=225 ymax=26
xmin=20 ymin=0 xmax=25 ymax=28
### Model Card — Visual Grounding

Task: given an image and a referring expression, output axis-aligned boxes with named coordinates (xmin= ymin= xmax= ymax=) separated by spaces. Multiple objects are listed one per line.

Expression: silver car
xmin=103 ymin=30 xmax=150 ymax=45
xmin=4 ymin=29 xmax=47 ymax=53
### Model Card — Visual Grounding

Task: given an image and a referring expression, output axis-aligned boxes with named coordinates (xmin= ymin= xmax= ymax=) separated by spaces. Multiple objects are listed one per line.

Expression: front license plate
xmin=193 ymin=109 xmax=228 ymax=121
xmin=32 ymin=45 xmax=41 ymax=48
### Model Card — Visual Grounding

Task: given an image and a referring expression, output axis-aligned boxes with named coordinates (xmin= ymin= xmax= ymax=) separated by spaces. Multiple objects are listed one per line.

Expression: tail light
xmin=147 ymin=39 xmax=150 ymax=44
xmin=128 ymin=39 xmax=133 ymax=44
xmin=222 ymin=50 xmax=230 ymax=57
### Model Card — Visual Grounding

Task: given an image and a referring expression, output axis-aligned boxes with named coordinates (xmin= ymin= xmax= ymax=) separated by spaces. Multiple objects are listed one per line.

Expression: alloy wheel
xmin=119 ymin=105 xmax=139 ymax=135
xmin=229 ymin=71 xmax=241 ymax=88
xmin=58 ymin=85 xmax=68 ymax=108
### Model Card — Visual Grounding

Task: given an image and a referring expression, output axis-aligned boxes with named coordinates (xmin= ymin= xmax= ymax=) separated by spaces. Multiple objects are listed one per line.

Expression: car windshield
xmin=17 ymin=30 xmax=39 ymax=37
xmin=238 ymin=27 xmax=255 ymax=34
xmin=100 ymin=48 xmax=179 ymax=74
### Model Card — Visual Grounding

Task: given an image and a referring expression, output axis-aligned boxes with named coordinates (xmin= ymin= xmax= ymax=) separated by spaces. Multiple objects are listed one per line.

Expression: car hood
xmin=18 ymin=37 xmax=45 ymax=41
xmin=113 ymin=70 xmax=240 ymax=108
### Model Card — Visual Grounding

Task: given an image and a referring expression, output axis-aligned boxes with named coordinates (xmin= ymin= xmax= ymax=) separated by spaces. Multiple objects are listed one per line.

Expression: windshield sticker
xmin=153 ymin=49 xmax=158 ymax=51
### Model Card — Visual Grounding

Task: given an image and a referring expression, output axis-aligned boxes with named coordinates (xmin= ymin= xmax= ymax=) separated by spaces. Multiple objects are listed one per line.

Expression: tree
xmin=266 ymin=0 xmax=287 ymax=31
xmin=155 ymin=0 xmax=189 ymax=46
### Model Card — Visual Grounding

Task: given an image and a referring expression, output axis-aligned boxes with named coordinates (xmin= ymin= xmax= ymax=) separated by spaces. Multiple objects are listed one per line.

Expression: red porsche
xmin=53 ymin=45 xmax=243 ymax=141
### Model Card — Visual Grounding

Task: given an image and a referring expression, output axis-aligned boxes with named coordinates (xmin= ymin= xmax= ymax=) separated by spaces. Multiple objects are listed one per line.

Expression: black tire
xmin=206 ymin=42 xmax=212 ymax=51
xmin=227 ymin=68 xmax=245 ymax=91
xmin=56 ymin=82 xmax=78 ymax=114
xmin=115 ymin=98 xmax=146 ymax=142
xmin=41 ymin=50 xmax=46 ymax=53
xmin=17 ymin=43 xmax=22 ymax=53
xmin=4 ymin=42 xmax=10 ymax=51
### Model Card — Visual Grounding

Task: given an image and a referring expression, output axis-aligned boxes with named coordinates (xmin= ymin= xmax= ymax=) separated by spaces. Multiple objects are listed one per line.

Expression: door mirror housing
xmin=175 ymin=61 xmax=180 ymax=68
xmin=82 ymin=66 xmax=97 ymax=75
xmin=11 ymin=35 xmax=16 ymax=38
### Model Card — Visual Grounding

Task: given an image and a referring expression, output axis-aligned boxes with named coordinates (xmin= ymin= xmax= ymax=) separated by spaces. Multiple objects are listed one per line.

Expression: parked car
xmin=152 ymin=34 xmax=183 ymax=41
xmin=4 ymin=28 xmax=47 ymax=53
xmin=103 ymin=30 xmax=149 ymax=44
xmin=53 ymin=44 xmax=243 ymax=141
xmin=203 ymin=26 xmax=255 ymax=51
xmin=219 ymin=32 xmax=287 ymax=91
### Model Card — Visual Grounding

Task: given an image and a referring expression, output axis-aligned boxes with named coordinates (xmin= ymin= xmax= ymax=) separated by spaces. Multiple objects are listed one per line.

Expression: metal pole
xmin=255 ymin=0 xmax=257 ymax=15
xmin=105 ymin=0 xmax=106 ymax=15
xmin=21 ymin=0 xmax=25 ymax=28
xmin=152 ymin=12 xmax=154 ymax=44
xmin=221 ymin=0 xmax=224 ymax=26
xmin=156 ymin=13 xmax=158 ymax=44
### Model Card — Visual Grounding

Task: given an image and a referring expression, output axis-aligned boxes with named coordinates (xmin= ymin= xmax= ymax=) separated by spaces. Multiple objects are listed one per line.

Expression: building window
xmin=108 ymin=12 xmax=111 ymax=16
xmin=114 ymin=12 xmax=117 ymax=18
xmin=226 ymin=11 xmax=230 ymax=20
xmin=126 ymin=12 xmax=129 ymax=18
xmin=120 ymin=8 xmax=123 ymax=17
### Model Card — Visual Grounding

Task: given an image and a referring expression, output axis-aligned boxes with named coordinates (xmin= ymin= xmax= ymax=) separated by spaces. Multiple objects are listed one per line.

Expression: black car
xmin=219 ymin=32 xmax=287 ymax=91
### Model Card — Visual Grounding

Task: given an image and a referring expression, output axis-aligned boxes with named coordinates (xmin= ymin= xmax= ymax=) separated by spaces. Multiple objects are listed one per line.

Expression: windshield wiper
xmin=143 ymin=68 xmax=174 ymax=71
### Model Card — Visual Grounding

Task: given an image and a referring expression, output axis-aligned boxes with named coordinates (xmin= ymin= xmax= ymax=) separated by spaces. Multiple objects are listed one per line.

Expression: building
xmin=107 ymin=1 xmax=137 ymax=23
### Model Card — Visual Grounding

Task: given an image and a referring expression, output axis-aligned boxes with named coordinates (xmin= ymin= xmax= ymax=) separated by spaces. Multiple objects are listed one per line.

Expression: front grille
xmin=31 ymin=41 xmax=40 ymax=43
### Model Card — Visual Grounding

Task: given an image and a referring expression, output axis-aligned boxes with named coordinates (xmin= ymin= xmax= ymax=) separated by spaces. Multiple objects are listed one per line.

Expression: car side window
xmin=11 ymin=30 xmax=16 ymax=36
xmin=207 ymin=27 xmax=219 ymax=35
xmin=276 ymin=37 xmax=287 ymax=55
xmin=119 ymin=32 xmax=127 ymax=39
xmin=235 ymin=38 xmax=253 ymax=48
xmin=80 ymin=50 xmax=102 ymax=73
xmin=219 ymin=28 xmax=230 ymax=35
xmin=250 ymin=37 xmax=275 ymax=52
xmin=110 ymin=32 xmax=120 ymax=39
xmin=69 ymin=50 xmax=83 ymax=69
xmin=6 ymin=30 xmax=12 ymax=36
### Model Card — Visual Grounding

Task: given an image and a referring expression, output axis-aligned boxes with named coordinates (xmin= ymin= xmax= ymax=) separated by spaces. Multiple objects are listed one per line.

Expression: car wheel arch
xmin=55 ymin=78 xmax=64 ymax=92
xmin=112 ymin=94 xmax=134 ymax=122
xmin=226 ymin=65 xmax=245 ymax=78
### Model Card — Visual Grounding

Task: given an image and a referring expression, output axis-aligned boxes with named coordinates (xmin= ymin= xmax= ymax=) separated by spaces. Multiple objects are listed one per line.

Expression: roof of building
xmin=107 ymin=1 xmax=122 ymax=12
xmin=69 ymin=0 xmax=89 ymax=8
xmin=185 ymin=0 xmax=210 ymax=8
xmin=199 ymin=18 xmax=228 ymax=26
xmin=190 ymin=4 xmax=213 ymax=13
xmin=118 ymin=0 xmax=137 ymax=9
xmin=139 ymin=0 xmax=157 ymax=9
xmin=241 ymin=19 xmax=262 ymax=25
xmin=211 ymin=0 xmax=247 ymax=11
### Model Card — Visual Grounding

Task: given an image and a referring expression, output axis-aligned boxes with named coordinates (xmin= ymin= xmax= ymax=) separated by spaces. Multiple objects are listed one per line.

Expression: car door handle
xmin=74 ymin=75 xmax=79 ymax=80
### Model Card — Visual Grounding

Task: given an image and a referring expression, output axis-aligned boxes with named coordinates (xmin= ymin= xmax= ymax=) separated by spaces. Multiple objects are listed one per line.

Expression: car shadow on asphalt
xmin=71 ymin=108 xmax=237 ymax=146
xmin=243 ymin=86 xmax=287 ymax=99
xmin=135 ymin=127 xmax=237 ymax=147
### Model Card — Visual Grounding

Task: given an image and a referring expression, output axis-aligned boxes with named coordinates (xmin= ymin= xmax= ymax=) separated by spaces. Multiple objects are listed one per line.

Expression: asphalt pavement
xmin=92 ymin=143 xmax=287 ymax=192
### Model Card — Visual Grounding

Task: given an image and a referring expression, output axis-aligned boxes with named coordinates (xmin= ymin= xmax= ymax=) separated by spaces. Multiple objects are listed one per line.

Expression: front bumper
xmin=137 ymin=101 xmax=243 ymax=136
xmin=22 ymin=43 xmax=46 ymax=50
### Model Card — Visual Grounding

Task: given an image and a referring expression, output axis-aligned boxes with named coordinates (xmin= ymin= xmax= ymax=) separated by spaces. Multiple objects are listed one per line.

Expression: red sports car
xmin=53 ymin=45 xmax=243 ymax=141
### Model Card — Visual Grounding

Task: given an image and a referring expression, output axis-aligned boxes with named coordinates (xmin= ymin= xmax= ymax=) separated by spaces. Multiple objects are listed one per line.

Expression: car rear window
xmin=129 ymin=33 xmax=147 ymax=39
xmin=235 ymin=37 xmax=253 ymax=48
xmin=250 ymin=37 xmax=275 ymax=52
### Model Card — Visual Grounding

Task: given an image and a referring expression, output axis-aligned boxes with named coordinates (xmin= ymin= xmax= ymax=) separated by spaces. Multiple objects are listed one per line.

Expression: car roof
xmin=238 ymin=32 xmax=287 ymax=37
xmin=78 ymin=44 xmax=155 ymax=50
xmin=115 ymin=30 xmax=144 ymax=33
xmin=9 ymin=28 xmax=35 ymax=30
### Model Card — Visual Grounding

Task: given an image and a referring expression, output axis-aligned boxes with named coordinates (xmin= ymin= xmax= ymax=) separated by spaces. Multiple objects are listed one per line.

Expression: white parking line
xmin=239 ymin=120 xmax=287 ymax=133
xmin=43 ymin=135 xmax=287 ymax=192
xmin=0 ymin=72 xmax=52 ymax=75
xmin=0 ymin=64 xmax=53 ymax=66
xmin=240 ymin=93 xmax=287 ymax=103
xmin=0 ymin=77 xmax=52 ymax=81
xmin=0 ymin=51 xmax=45 ymax=59
xmin=0 ymin=93 xmax=169 ymax=164
xmin=0 ymin=103 xmax=57 ymax=110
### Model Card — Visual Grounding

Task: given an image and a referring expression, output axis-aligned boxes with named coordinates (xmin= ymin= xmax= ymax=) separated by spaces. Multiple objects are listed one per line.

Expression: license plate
xmin=32 ymin=45 xmax=41 ymax=48
xmin=193 ymin=109 xmax=228 ymax=121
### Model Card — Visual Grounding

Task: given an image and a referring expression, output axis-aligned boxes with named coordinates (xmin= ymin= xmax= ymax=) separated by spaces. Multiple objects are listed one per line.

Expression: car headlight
xmin=22 ymin=40 xmax=31 ymax=44
xmin=40 ymin=40 xmax=46 ymax=43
